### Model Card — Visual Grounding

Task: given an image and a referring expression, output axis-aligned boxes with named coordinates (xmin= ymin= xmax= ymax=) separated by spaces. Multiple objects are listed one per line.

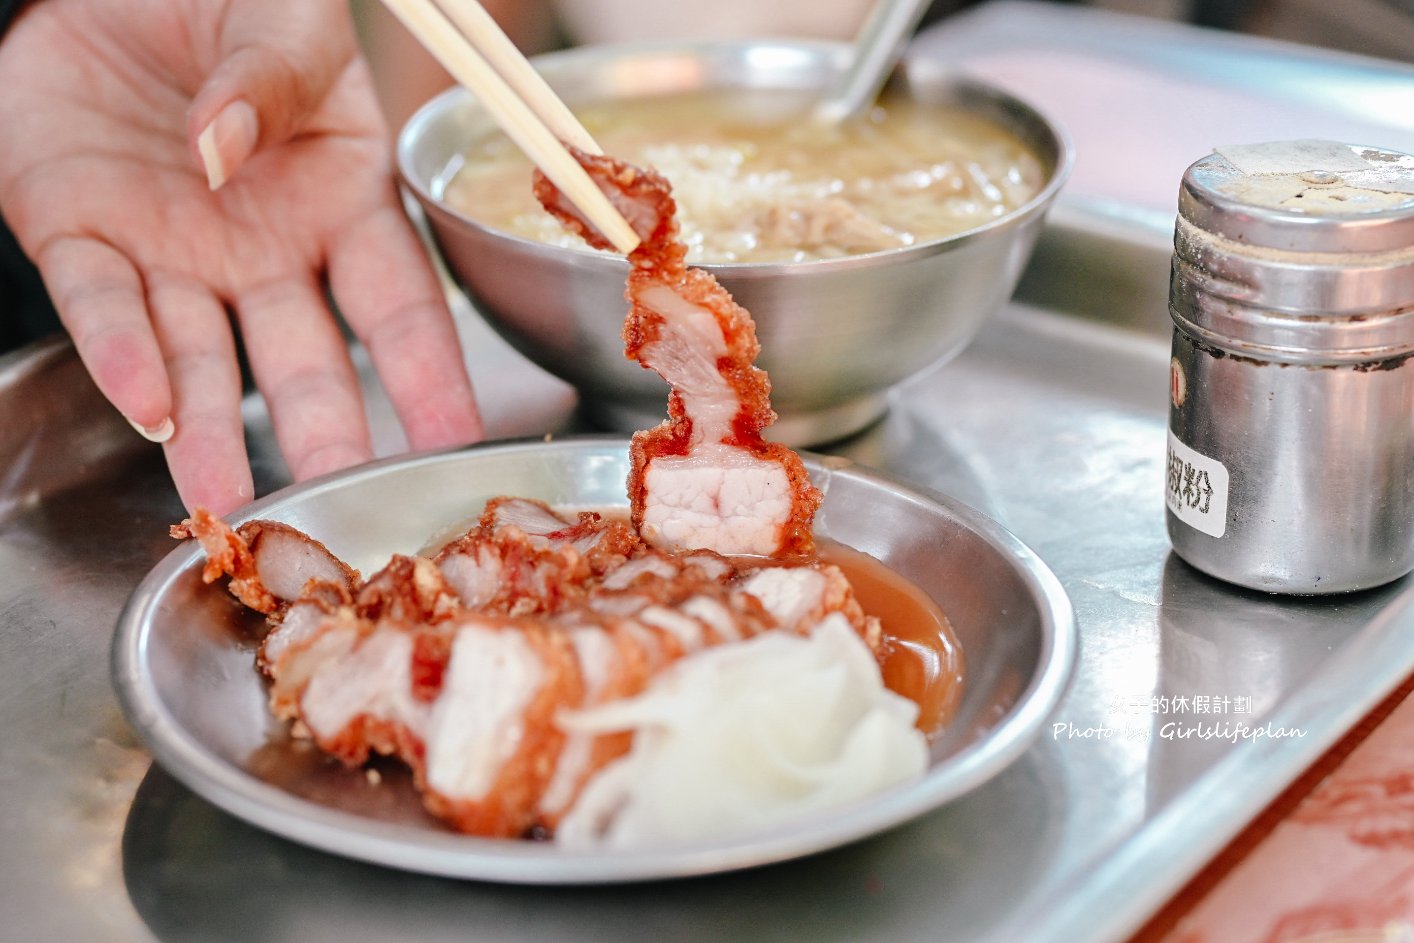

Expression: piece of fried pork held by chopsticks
xmin=534 ymin=152 xmax=822 ymax=561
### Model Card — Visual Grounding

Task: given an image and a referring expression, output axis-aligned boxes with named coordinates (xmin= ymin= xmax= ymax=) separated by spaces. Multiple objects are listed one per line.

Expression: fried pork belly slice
xmin=591 ymin=576 xmax=773 ymax=641
xmin=596 ymin=545 xmax=734 ymax=593
xmin=299 ymin=620 xmax=440 ymax=769
xmin=740 ymin=562 xmax=883 ymax=652
xmin=479 ymin=497 xmax=642 ymax=572
xmin=354 ymin=554 xmax=461 ymax=623
xmin=265 ymin=606 xmax=366 ymax=720
xmin=536 ymin=618 xmax=645 ymax=828
xmin=262 ymin=555 xmax=461 ymax=713
xmin=438 ymin=509 xmax=740 ymax=621
xmin=533 ymin=151 xmax=821 ymax=559
xmin=533 ymin=147 xmax=678 ymax=254
xmin=435 ymin=526 xmax=592 ymax=616
xmin=172 ymin=508 xmax=359 ymax=615
xmin=586 ymin=544 xmax=767 ymax=642
xmin=258 ymin=582 xmax=351 ymax=675
xmin=586 ymin=570 xmax=789 ymax=674
xmin=278 ymin=599 xmax=703 ymax=836
xmin=279 ymin=610 xmax=581 ymax=838
xmin=420 ymin=618 xmax=582 ymax=837
xmin=480 ymin=495 xmax=572 ymax=539
xmin=433 ymin=532 xmax=505 ymax=610
xmin=267 ymin=604 xmax=455 ymax=731
xmin=623 ymin=278 xmax=819 ymax=559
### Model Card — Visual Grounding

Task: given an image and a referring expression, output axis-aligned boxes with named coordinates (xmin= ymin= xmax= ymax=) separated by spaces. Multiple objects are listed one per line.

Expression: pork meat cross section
xmin=534 ymin=150 xmax=821 ymax=559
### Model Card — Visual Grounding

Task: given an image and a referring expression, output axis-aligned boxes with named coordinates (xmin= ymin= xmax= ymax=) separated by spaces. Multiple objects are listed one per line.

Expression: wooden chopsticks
xmin=381 ymin=0 xmax=641 ymax=254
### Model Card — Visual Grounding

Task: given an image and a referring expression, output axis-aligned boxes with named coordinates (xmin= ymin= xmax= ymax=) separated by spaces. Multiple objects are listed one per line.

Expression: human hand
xmin=0 ymin=0 xmax=484 ymax=515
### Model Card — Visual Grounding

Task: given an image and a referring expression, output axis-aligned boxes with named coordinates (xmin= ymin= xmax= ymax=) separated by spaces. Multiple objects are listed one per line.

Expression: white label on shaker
xmin=1166 ymin=429 xmax=1229 ymax=539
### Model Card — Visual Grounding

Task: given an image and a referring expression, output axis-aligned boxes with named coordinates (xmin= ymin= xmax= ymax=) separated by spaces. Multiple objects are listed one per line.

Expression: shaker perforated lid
xmin=1179 ymin=140 xmax=1414 ymax=254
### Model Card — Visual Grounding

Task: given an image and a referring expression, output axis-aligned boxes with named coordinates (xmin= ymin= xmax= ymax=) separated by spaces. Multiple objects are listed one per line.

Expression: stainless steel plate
xmin=111 ymin=437 xmax=1074 ymax=884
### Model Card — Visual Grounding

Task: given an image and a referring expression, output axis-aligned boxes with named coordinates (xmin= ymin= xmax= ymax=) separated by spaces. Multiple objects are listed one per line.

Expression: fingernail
xmin=128 ymin=416 xmax=175 ymax=443
xmin=197 ymin=99 xmax=259 ymax=191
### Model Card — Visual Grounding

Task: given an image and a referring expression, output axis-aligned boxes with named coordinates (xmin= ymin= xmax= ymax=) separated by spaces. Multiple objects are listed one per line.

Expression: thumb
xmin=187 ymin=0 xmax=359 ymax=190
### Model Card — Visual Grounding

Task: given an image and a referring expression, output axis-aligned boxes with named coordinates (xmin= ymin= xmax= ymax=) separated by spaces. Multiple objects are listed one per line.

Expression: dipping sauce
xmin=443 ymin=89 xmax=1044 ymax=263
xmin=821 ymin=541 xmax=964 ymax=738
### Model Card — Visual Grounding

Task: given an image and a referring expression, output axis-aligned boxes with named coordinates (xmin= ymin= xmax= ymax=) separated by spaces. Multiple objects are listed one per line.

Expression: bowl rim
xmin=396 ymin=37 xmax=1074 ymax=274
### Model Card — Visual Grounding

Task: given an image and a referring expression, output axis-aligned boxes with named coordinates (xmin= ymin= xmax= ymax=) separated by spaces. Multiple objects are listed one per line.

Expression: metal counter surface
xmin=6 ymin=267 xmax=1414 ymax=941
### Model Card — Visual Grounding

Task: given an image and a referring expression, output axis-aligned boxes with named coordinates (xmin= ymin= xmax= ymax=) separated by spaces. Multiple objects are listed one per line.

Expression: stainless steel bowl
xmin=113 ymin=437 xmax=1076 ymax=883
xmin=398 ymin=41 xmax=1071 ymax=446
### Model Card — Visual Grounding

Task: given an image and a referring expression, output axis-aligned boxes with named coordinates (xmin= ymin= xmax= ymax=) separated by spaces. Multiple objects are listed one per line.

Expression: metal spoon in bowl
xmin=813 ymin=0 xmax=936 ymax=125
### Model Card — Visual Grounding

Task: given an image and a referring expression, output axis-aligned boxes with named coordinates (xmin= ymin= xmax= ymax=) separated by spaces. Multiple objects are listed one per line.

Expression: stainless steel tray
xmin=9 ymin=8 xmax=1414 ymax=938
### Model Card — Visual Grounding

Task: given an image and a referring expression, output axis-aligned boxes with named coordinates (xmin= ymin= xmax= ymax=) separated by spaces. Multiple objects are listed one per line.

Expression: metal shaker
xmin=1166 ymin=140 xmax=1414 ymax=594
